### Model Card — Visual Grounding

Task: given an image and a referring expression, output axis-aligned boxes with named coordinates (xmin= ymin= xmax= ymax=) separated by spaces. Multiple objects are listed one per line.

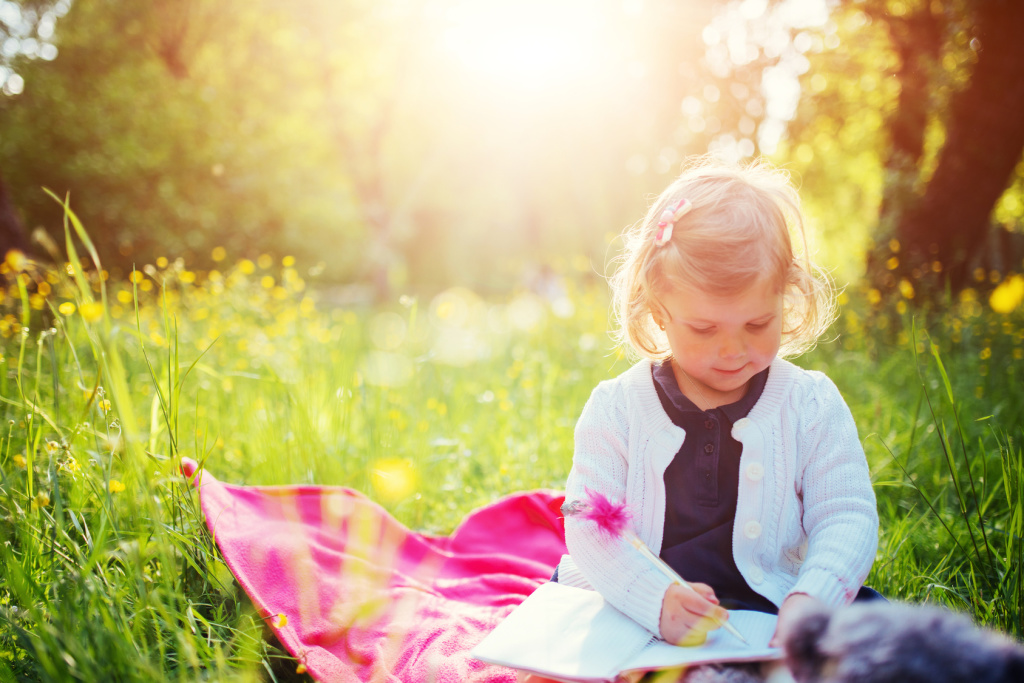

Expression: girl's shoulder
xmin=587 ymin=359 xmax=653 ymax=399
xmin=582 ymin=360 xmax=672 ymax=429
xmin=754 ymin=358 xmax=849 ymax=422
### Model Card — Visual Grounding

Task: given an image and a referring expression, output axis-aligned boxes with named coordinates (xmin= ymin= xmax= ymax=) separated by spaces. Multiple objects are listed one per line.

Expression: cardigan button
xmin=748 ymin=566 xmax=764 ymax=584
xmin=745 ymin=462 xmax=764 ymax=481
xmin=744 ymin=520 xmax=762 ymax=539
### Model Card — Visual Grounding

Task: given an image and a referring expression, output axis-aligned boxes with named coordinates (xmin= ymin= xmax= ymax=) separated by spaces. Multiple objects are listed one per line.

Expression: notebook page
xmin=624 ymin=610 xmax=782 ymax=671
xmin=472 ymin=582 xmax=655 ymax=681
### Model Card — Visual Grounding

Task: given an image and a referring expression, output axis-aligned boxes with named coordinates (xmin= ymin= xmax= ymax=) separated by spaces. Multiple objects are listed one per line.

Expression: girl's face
xmin=654 ymin=280 xmax=783 ymax=408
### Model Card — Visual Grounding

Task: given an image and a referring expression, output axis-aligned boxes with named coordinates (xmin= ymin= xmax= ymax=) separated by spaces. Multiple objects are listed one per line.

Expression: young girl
xmin=551 ymin=159 xmax=878 ymax=661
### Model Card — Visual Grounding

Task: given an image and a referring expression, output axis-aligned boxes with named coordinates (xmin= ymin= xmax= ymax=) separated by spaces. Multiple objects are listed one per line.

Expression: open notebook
xmin=472 ymin=582 xmax=781 ymax=683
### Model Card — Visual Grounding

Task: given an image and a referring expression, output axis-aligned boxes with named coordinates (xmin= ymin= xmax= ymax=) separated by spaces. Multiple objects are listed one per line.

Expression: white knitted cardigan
xmin=556 ymin=357 xmax=879 ymax=636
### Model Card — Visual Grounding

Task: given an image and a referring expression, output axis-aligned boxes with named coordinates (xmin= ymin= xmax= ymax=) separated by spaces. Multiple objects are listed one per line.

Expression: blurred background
xmin=1 ymin=0 xmax=1022 ymax=300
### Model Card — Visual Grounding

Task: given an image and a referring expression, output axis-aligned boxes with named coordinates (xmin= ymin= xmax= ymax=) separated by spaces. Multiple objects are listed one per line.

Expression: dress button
xmin=704 ymin=419 xmax=714 ymax=430
xmin=703 ymin=443 xmax=714 ymax=454
xmin=748 ymin=566 xmax=764 ymax=584
xmin=744 ymin=520 xmax=762 ymax=539
xmin=745 ymin=462 xmax=765 ymax=481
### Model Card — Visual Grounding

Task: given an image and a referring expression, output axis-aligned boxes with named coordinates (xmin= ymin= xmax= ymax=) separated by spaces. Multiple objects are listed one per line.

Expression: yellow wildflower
xmin=80 ymin=301 xmax=104 ymax=323
xmin=99 ymin=399 xmax=112 ymax=414
xmin=275 ymin=613 xmax=288 ymax=628
xmin=296 ymin=663 xmax=307 ymax=675
xmin=238 ymin=259 xmax=255 ymax=275
xmin=45 ymin=440 xmax=60 ymax=455
xmin=898 ymin=279 xmax=915 ymax=300
xmin=109 ymin=479 xmax=126 ymax=493
xmin=156 ymin=256 xmax=169 ymax=268
xmin=13 ymin=454 xmax=26 ymax=468
xmin=211 ymin=246 xmax=226 ymax=262
xmin=867 ymin=288 xmax=882 ymax=306
xmin=282 ymin=255 xmax=296 ymax=267
xmin=989 ymin=275 xmax=1024 ymax=314
xmin=4 ymin=249 xmax=27 ymax=272
xmin=371 ymin=458 xmax=417 ymax=501
xmin=33 ymin=491 xmax=49 ymax=509
xmin=58 ymin=302 xmax=76 ymax=316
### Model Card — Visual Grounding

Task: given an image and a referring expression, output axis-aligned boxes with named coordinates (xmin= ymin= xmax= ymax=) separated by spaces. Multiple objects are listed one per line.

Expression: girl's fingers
xmin=660 ymin=584 xmax=729 ymax=644
xmin=675 ymin=586 xmax=728 ymax=626
xmin=687 ymin=582 xmax=720 ymax=604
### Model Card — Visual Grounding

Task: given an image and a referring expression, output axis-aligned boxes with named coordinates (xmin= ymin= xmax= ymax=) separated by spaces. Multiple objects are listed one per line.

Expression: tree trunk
xmin=867 ymin=7 xmax=944 ymax=284
xmin=0 ymin=168 xmax=30 ymax=257
xmin=894 ymin=0 xmax=1024 ymax=292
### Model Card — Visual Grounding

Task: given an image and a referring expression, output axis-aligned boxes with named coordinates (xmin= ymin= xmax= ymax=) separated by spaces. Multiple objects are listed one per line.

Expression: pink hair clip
xmin=653 ymin=198 xmax=692 ymax=247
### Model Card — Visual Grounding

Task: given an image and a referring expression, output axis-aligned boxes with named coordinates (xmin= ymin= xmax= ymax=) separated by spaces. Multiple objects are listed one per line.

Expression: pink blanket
xmin=181 ymin=459 xmax=567 ymax=682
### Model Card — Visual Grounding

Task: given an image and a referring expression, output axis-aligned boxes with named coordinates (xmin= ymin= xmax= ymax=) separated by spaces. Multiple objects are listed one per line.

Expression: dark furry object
xmin=784 ymin=601 xmax=1024 ymax=683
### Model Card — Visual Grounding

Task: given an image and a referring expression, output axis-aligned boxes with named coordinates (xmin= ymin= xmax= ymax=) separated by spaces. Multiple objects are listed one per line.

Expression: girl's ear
xmin=648 ymin=295 xmax=668 ymax=331
xmin=649 ymin=308 xmax=665 ymax=331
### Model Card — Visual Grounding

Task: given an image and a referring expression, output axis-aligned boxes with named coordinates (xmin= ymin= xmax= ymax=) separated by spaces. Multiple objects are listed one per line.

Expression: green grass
xmin=0 ymin=215 xmax=1022 ymax=679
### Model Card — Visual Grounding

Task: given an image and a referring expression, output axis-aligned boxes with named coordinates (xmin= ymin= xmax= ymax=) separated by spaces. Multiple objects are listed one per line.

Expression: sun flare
xmin=442 ymin=0 xmax=604 ymax=89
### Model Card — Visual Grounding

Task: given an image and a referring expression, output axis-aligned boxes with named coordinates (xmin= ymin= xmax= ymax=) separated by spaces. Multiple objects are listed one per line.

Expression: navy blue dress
xmin=652 ymin=361 xmax=779 ymax=614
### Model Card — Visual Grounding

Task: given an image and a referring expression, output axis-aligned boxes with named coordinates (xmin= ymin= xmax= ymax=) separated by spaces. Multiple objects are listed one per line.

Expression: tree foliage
xmin=1 ymin=0 xmax=1022 ymax=297
xmin=2 ymin=0 xmax=744 ymax=291
xmin=785 ymin=0 xmax=1024 ymax=296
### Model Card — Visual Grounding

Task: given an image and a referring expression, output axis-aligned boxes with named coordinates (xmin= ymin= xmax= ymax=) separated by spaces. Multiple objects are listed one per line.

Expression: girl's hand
xmin=769 ymin=592 xmax=820 ymax=647
xmin=658 ymin=582 xmax=728 ymax=646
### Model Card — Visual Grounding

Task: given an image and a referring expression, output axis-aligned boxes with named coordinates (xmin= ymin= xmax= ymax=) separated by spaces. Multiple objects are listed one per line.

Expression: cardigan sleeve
xmin=563 ymin=382 xmax=675 ymax=636
xmin=788 ymin=374 xmax=879 ymax=606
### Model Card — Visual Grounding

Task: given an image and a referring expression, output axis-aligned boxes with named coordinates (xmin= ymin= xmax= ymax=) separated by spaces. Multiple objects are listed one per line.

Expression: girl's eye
xmin=690 ymin=326 xmax=714 ymax=335
xmin=747 ymin=322 xmax=769 ymax=330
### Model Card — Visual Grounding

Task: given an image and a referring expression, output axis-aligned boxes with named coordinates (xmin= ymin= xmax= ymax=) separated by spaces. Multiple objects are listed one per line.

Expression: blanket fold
xmin=181 ymin=458 xmax=567 ymax=682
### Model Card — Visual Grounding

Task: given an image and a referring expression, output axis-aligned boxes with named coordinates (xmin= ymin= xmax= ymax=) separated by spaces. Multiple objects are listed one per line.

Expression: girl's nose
xmin=719 ymin=336 xmax=744 ymax=359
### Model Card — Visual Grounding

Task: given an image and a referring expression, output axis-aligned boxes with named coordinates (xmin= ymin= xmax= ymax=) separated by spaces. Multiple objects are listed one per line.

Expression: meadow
xmin=0 ymin=217 xmax=1022 ymax=681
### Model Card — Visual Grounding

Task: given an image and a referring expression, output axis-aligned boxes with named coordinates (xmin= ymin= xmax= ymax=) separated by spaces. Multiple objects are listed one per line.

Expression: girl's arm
xmin=788 ymin=375 xmax=879 ymax=607
xmin=562 ymin=383 xmax=678 ymax=636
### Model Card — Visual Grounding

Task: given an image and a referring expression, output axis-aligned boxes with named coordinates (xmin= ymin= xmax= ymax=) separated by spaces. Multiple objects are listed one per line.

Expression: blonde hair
xmin=610 ymin=157 xmax=835 ymax=361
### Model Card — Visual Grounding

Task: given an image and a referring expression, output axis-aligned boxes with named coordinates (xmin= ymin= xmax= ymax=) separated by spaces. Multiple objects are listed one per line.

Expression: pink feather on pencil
xmin=580 ymin=488 xmax=632 ymax=540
